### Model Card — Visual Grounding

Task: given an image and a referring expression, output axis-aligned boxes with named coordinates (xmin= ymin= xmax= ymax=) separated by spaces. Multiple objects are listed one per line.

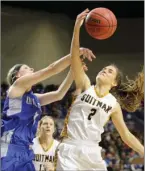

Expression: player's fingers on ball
xmin=80 ymin=12 xmax=88 ymax=17
xmin=78 ymin=14 xmax=87 ymax=20
xmin=77 ymin=13 xmax=84 ymax=19
xmin=81 ymin=16 xmax=87 ymax=20
xmin=79 ymin=9 xmax=88 ymax=16
xmin=82 ymin=13 xmax=89 ymax=18
xmin=82 ymin=8 xmax=89 ymax=13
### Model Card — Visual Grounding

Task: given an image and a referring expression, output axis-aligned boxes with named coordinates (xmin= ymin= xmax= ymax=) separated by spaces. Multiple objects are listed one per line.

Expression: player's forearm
xmin=56 ymin=68 xmax=73 ymax=100
xmin=51 ymin=47 xmax=83 ymax=74
xmin=122 ymin=132 xmax=144 ymax=157
xmin=70 ymin=23 xmax=87 ymax=90
xmin=71 ymin=25 xmax=81 ymax=61
xmin=51 ymin=54 xmax=71 ymax=74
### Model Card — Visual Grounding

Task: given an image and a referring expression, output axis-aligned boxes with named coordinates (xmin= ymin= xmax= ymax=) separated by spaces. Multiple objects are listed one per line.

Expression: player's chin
xmin=96 ymin=75 xmax=101 ymax=81
xmin=24 ymin=72 xmax=33 ymax=76
xmin=96 ymin=75 xmax=104 ymax=82
xmin=45 ymin=131 xmax=51 ymax=135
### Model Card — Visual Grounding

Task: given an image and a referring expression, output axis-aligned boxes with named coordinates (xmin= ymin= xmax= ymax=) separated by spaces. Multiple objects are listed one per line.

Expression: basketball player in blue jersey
xmin=1 ymin=48 xmax=94 ymax=171
xmin=55 ymin=9 xmax=144 ymax=170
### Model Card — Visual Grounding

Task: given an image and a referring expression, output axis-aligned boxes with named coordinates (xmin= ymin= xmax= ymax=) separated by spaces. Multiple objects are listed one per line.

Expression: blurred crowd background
xmin=1 ymin=1 xmax=144 ymax=171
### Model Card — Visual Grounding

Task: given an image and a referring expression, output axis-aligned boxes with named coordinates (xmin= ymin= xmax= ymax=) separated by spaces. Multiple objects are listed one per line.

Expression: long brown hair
xmin=110 ymin=65 xmax=144 ymax=112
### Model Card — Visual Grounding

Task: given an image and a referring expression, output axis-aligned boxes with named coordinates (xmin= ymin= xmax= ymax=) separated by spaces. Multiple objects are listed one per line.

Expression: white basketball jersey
xmin=67 ymin=85 xmax=117 ymax=142
xmin=32 ymin=138 xmax=59 ymax=171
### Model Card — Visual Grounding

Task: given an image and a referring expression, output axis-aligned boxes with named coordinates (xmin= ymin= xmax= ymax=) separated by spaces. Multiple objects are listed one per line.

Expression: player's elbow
xmin=57 ymin=94 xmax=64 ymax=101
xmin=56 ymin=91 xmax=65 ymax=101
xmin=120 ymin=131 xmax=131 ymax=143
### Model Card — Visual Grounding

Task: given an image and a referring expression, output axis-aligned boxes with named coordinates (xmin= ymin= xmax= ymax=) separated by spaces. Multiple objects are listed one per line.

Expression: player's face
xmin=40 ymin=118 xmax=55 ymax=136
xmin=96 ymin=65 xmax=117 ymax=87
xmin=17 ymin=65 xmax=34 ymax=77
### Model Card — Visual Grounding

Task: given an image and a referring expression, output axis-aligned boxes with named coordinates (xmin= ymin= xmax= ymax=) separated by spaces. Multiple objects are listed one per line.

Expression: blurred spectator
xmin=32 ymin=83 xmax=44 ymax=94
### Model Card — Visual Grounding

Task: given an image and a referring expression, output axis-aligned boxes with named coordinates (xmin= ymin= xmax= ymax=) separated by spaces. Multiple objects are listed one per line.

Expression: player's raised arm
xmin=35 ymin=68 xmax=73 ymax=106
xmin=70 ymin=9 xmax=96 ymax=91
xmin=35 ymin=60 xmax=88 ymax=106
xmin=7 ymin=49 xmax=92 ymax=98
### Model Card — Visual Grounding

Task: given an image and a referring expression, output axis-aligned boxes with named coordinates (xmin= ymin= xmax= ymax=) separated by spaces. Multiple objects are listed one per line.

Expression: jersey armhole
xmin=74 ymin=85 xmax=93 ymax=99
xmin=109 ymin=99 xmax=118 ymax=119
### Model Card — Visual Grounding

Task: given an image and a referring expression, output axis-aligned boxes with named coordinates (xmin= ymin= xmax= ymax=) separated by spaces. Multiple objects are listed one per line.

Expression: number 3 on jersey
xmin=88 ymin=108 xmax=97 ymax=120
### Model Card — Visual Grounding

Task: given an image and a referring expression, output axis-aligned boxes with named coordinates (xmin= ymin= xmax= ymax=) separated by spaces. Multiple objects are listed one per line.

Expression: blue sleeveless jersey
xmin=1 ymin=90 xmax=42 ymax=148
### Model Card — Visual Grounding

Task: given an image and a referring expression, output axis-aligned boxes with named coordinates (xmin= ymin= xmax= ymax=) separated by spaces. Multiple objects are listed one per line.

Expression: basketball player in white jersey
xmin=55 ymin=9 xmax=144 ymax=170
xmin=32 ymin=116 xmax=59 ymax=171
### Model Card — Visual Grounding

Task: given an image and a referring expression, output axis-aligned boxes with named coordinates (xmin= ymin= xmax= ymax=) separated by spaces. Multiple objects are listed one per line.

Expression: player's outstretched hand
xmin=80 ymin=47 xmax=96 ymax=62
xmin=75 ymin=9 xmax=89 ymax=28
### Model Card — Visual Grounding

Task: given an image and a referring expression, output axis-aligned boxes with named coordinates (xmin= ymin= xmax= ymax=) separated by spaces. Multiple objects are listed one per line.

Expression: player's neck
xmin=39 ymin=136 xmax=54 ymax=152
xmin=26 ymin=87 xmax=31 ymax=92
xmin=39 ymin=134 xmax=53 ymax=145
xmin=94 ymin=84 xmax=110 ymax=97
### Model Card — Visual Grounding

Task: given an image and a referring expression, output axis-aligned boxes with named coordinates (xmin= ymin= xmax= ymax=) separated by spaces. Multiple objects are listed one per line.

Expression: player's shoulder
xmin=111 ymin=101 xmax=121 ymax=115
xmin=114 ymin=101 xmax=121 ymax=110
xmin=108 ymin=92 xmax=117 ymax=101
xmin=33 ymin=137 xmax=39 ymax=145
xmin=7 ymin=84 xmax=25 ymax=98
xmin=32 ymin=137 xmax=40 ymax=150
xmin=81 ymin=85 xmax=94 ymax=94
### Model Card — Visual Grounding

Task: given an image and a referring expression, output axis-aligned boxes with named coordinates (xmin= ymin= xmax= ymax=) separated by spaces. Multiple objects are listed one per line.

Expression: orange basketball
xmin=85 ymin=8 xmax=117 ymax=40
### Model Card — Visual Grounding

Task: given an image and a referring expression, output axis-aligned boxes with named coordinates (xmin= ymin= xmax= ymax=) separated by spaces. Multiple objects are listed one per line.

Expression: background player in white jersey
xmin=55 ymin=9 xmax=144 ymax=171
xmin=32 ymin=116 xmax=59 ymax=171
